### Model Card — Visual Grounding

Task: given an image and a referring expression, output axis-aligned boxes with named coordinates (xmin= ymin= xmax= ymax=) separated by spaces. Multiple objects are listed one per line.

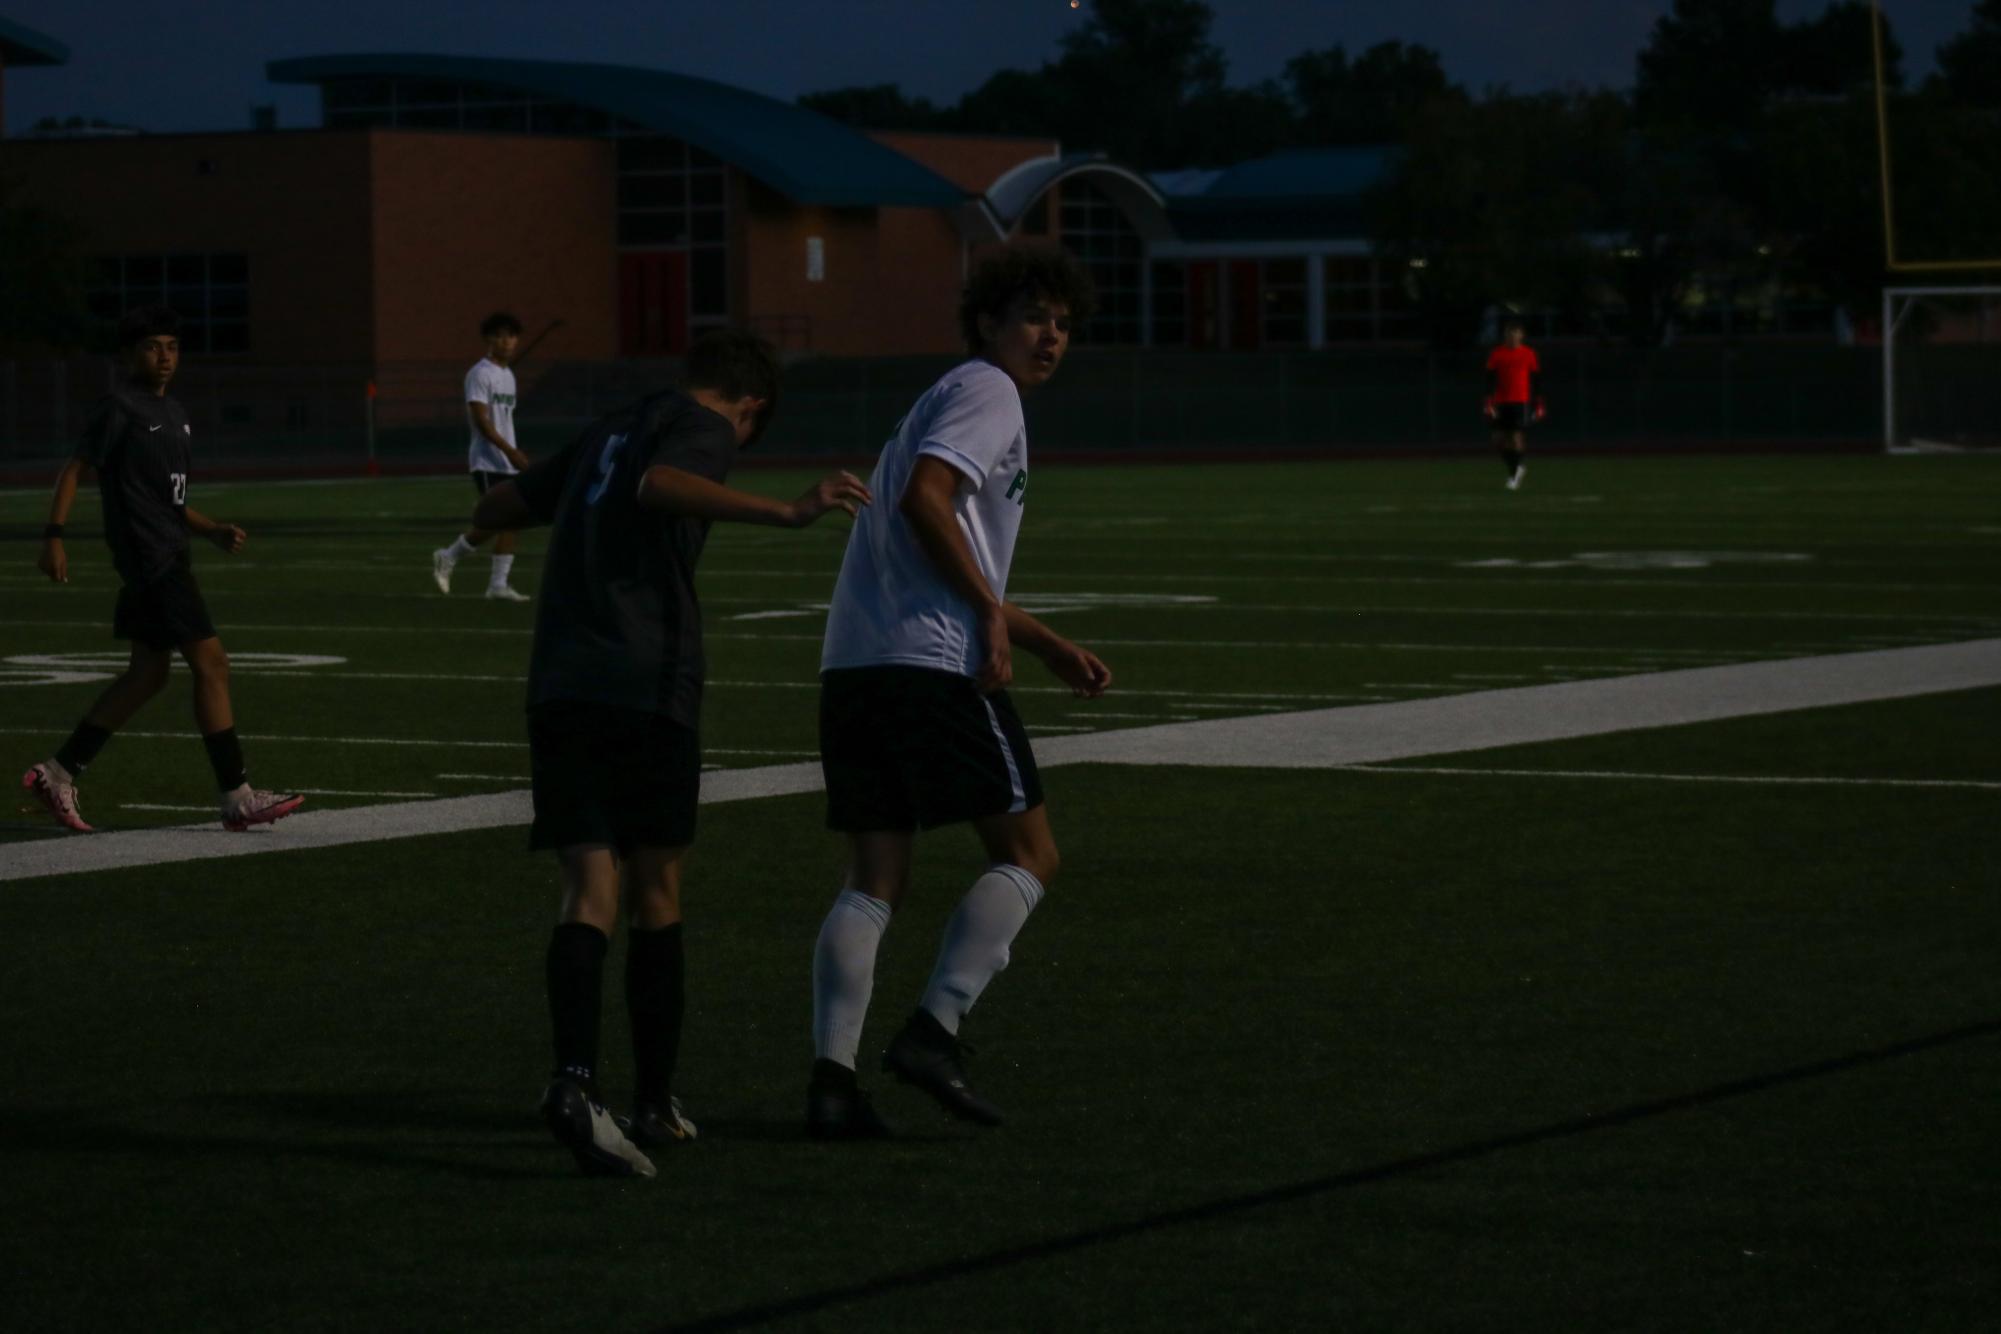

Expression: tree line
xmin=804 ymin=0 xmax=2001 ymax=344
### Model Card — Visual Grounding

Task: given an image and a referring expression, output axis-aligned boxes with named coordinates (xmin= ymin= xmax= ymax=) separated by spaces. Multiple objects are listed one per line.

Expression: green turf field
xmin=2 ymin=455 xmax=1998 ymax=1330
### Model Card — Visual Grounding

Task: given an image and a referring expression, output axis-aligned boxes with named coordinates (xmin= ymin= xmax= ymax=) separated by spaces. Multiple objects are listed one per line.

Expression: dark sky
xmin=1 ymin=1 xmax=1977 ymax=137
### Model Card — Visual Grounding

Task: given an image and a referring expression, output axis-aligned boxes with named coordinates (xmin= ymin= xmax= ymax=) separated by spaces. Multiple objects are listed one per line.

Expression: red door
xmin=619 ymin=252 xmax=689 ymax=356
xmin=1229 ymin=260 xmax=1262 ymax=351
xmin=1188 ymin=262 xmax=1220 ymax=350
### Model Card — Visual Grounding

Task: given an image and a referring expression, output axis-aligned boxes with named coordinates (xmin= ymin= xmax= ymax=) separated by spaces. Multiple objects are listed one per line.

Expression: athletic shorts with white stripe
xmin=819 ymin=665 xmax=1043 ymax=832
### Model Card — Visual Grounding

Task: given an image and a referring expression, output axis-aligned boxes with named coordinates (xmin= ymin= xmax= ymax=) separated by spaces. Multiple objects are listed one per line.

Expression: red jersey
xmin=1485 ymin=345 xmax=1540 ymax=404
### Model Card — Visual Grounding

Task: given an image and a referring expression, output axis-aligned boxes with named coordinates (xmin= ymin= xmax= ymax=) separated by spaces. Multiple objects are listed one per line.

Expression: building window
xmin=617 ymin=134 xmax=730 ymax=332
xmin=1057 ymin=181 xmax=1143 ymax=345
xmin=86 ymin=253 xmax=251 ymax=355
xmin=318 ymin=76 xmax=611 ymax=135
xmin=1262 ymin=258 xmax=1308 ymax=346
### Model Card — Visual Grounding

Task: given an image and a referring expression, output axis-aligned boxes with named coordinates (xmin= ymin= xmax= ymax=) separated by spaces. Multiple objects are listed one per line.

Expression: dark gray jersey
xmin=79 ymin=386 xmax=193 ymax=586
xmin=518 ymin=389 xmax=737 ymax=725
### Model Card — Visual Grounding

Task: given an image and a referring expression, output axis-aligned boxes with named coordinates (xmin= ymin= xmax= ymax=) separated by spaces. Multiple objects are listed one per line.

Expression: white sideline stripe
xmin=5 ymin=640 xmax=1998 ymax=884
xmin=3 ymin=763 xmax=824 ymax=883
xmin=1044 ymin=639 xmax=2001 ymax=770
xmin=1334 ymin=764 xmax=2001 ymax=792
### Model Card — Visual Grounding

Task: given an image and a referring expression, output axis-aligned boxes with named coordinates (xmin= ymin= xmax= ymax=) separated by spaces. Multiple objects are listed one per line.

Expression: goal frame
xmin=1871 ymin=1 xmax=2001 ymax=273
xmin=1881 ymin=284 xmax=2001 ymax=453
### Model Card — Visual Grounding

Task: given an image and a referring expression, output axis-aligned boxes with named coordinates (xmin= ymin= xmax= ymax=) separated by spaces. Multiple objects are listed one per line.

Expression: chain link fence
xmin=2 ymin=344 xmax=1884 ymax=475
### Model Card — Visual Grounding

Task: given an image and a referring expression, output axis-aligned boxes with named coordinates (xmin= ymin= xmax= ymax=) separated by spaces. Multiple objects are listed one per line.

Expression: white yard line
xmin=293 ymin=788 xmax=437 ymax=798
xmin=14 ymin=613 xmax=1989 ymax=647
xmin=3 ymin=729 xmax=529 ymax=749
xmin=1333 ymin=764 xmax=2001 ymax=791
xmin=6 ymin=639 xmax=1999 ymax=884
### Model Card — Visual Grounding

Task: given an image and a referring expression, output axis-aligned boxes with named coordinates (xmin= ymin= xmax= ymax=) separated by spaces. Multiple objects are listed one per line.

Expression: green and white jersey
xmin=822 ymin=358 xmax=1029 ymax=678
xmin=465 ymin=357 xmax=519 ymax=474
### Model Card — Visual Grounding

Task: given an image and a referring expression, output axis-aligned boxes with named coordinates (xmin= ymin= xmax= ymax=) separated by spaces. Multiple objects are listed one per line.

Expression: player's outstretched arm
xmin=1002 ymin=603 xmax=1112 ymax=699
xmin=637 ymin=465 xmax=871 ymax=528
xmin=183 ymin=506 xmax=247 ymax=555
xmin=37 ymin=456 xmax=88 ymax=583
xmin=901 ymin=457 xmax=1011 ymax=692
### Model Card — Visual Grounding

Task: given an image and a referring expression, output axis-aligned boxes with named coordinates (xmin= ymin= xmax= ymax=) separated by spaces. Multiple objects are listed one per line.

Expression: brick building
xmin=1 ymin=46 xmax=1448 ymax=374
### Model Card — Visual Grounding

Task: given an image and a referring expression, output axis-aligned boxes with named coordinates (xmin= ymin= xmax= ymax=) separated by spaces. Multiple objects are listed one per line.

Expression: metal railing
xmin=1 ymin=343 xmax=1888 ymax=473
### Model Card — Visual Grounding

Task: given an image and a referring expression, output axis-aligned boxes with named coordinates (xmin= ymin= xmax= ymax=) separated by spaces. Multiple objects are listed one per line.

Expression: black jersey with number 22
xmin=79 ymin=385 xmax=194 ymax=586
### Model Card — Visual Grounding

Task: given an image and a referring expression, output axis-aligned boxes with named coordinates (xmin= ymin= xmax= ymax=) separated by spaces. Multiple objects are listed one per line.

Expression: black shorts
xmin=112 ymin=562 xmax=217 ymax=650
xmin=528 ymin=701 xmax=701 ymax=855
xmin=820 ymin=666 xmax=1043 ymax=833
xmin=471 ymin=470 xmax=515 ymax=495
xmin=1492 ymin=402 xmax=1533 ymax=431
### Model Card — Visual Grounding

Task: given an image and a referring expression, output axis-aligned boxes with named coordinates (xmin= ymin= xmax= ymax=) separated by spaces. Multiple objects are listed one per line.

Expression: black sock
xmin=201 ymin=728 xmax=247 ymax=791
xmin=1504 ymin=448 xmax=1524 ymax=475
xmin=55 ymin=721 xmax=113 ymax=777
xmin=546 ymin=922 xmax=609 ymax=1088
xmin=625 ymin=923 xmax=685 ymax=1108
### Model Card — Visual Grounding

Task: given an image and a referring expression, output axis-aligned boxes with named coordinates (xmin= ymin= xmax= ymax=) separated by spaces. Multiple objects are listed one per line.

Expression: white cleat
xmin=431 ymin=548 xmax=456 ymax=594
xmin=1505 ymin=466 xmax=1525 ymax=491
xmin=221 ymin=783 xmax=305 ymax=832
xmin=542 ymin=1078 xmax=657 ymax=1178
xmin=485 ymin=584 xmax=530 ymax=603
xmin=22 ymin=760 xmax=92 ymax=833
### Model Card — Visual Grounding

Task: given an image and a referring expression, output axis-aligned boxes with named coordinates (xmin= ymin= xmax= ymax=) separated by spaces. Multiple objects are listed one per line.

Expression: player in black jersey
xmin=469 ymin=330 xmax=870 ymax=1178
xmin=22 ymin=307 xmax=302 ymax=834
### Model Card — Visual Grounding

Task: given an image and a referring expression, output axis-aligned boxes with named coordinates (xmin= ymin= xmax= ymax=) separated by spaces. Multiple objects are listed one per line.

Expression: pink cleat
xmin=22 ymin=761 xmax=93 ymax=833
xmin=220 ymin=784 xmax=305 ymax=832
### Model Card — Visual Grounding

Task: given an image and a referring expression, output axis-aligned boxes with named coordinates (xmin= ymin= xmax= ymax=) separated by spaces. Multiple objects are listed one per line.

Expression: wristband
xmin=43 ymin=523 xmax=64 ymax=540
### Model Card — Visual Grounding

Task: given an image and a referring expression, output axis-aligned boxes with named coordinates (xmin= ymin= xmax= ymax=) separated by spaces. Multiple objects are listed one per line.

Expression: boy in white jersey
xmin=807 ymin=245 xmax=1112 ymax=1137
xmin=432 ymin=311 xmax=532 ymax=601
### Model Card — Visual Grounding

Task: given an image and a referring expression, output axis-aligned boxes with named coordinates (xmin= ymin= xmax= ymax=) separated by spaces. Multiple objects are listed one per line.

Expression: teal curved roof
xmin=0 ymin=15 xmax=69 ymax=66
xmin=268 ymin=53 xmax=966 ymax=209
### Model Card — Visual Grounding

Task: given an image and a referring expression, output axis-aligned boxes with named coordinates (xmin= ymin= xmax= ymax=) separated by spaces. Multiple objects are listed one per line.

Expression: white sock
xmin=812 ymin=889 xmax=893 ymax=1068
xmin=919 ymin=864 xmax=1044 ymax=1036
xmin=444 ymin=535 xmax=475 ymax=562
xmin=489 ymin=553 xmax=514 ymax=589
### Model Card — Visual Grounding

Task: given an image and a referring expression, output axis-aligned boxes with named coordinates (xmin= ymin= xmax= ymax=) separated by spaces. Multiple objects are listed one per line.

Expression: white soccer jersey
xmin=465 ymin=358 xmax=519 ymax=474
xmin=822 ymin=359 xmax=1030 ymax=678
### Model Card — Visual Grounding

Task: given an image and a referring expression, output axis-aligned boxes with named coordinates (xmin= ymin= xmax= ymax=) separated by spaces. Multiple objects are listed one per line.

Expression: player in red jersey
xmin=1484 ymin=321 xmax=1544 ymax=490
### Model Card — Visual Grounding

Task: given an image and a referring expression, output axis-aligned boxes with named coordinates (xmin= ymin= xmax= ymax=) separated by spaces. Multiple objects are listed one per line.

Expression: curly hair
xmin=479 ymin=311 xmax=523 ymax=339
xmin=957 ymin=244 xmax=1097 ymax=353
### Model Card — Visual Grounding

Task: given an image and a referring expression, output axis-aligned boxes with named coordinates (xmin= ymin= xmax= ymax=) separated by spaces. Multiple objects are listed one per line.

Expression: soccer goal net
xmin=1881 ymin=286 xmax=2001 ymax=453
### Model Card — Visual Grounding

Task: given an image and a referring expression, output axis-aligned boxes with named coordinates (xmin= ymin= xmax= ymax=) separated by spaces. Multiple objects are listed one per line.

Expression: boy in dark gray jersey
xmin=23 ymin=307 xmax=301 ymax=834
xmin=471 ymin=330 xmax=869 ymax=1178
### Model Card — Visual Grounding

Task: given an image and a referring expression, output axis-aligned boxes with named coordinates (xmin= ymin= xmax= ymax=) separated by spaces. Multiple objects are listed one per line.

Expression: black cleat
xmin=881 ymin=1008 xmax=1004 ymax=1126
xmin=807 ymin=1059 xmax=893 ymax=1140
xmin=617 ymin=1097 xmax=697 ymax=1147
xmin=539 ymin=1076 xmax=657 ymax=1178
